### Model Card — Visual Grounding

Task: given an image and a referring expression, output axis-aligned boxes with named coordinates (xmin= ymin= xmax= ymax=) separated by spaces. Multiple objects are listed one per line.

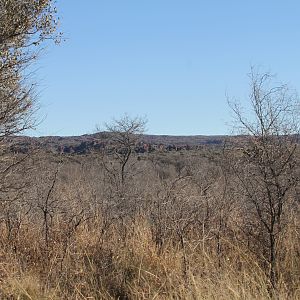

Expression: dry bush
xmin=0 ymin=148 xmax=298 ymax=299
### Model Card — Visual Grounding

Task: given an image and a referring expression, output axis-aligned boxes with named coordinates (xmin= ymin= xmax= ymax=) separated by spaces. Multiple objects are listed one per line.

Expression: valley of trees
xmin=0 ymin=1 xmax=299 ymax=299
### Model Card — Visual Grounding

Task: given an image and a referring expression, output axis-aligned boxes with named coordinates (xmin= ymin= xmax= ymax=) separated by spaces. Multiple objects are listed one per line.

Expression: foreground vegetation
xmin=0 ymin=146 xmax=298 ymax=299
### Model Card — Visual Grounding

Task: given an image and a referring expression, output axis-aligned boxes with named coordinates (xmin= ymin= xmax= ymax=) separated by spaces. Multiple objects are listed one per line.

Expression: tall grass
xmin=0 ymin=212 xmax=298 ymax=299
xmin=0 ymin=151 xmax=298 ymax=299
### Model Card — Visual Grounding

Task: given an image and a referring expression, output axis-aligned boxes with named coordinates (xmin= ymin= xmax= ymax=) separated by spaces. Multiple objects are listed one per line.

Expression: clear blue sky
xmin=32 ymin=1 xmax=300 ymax=136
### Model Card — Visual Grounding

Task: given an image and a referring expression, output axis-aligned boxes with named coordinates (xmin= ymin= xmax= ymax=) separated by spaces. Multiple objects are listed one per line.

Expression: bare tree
xmin=228 ymin=69 xmax=300 ymax=291
xmin=96 ymin=114 xmax=147 ymax=229
xmin=0 ymin=1 xmax=60 ymax=252
xmin=102 ymin=114 xmax=147 ymax=191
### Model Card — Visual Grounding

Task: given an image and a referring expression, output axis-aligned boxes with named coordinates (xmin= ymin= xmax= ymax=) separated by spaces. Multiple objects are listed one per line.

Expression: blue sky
xmin=32 ymin=1 xmax=300 ymax=136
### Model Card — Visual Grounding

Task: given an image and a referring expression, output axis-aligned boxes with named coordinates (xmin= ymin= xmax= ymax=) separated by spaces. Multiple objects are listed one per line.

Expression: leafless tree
xmin=95 ymin=114 xmax=148 ymax=238
xmin=106 ymin=114 xmax=146 ymax=184
xmin=0 ymin=1 xmax=61 ymax=257
xmin=228 ymin=69 xmax=300 ymax=291
xmin=101 ymin=114 xmax=147 ymax=195
xmin=0 ymin=0 xmax=60 ymax=221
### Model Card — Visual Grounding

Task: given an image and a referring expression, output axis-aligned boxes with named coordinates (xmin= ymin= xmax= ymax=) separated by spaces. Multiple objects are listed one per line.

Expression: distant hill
xmin=7 ymin=132 xmax=229 ymax=154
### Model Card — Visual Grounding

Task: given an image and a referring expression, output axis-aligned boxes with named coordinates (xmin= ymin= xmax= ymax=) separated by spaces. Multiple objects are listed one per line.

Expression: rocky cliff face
xmin=7 ymin=133 xmax=228 ymax=154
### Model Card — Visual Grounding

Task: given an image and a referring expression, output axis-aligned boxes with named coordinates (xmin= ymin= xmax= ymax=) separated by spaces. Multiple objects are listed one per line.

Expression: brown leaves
xmin=0 ymin=0 xmax=60 ymax=137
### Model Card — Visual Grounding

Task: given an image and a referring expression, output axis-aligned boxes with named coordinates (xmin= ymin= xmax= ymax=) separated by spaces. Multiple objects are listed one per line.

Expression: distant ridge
xmin=7 ymin=133 xmax=229 ymax=154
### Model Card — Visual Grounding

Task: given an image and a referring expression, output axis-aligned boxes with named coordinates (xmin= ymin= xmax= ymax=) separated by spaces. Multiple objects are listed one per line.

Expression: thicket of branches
xmin=0 ymin=0 xmax=60 ymax=233
xmin=227 ymin=70 xmax=300 ymax=291
xmin=0 ymin=3 xmax=299 ymax=298
xmin=0 ymin=80 xmax=299 ymax=299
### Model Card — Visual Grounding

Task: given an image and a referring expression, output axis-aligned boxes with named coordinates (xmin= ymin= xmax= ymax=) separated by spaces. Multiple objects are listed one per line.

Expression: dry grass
xmin=0 ymin=214 xmax=298 ymax=300
xmin=0 ymin=151 xmax=298 ymax=299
